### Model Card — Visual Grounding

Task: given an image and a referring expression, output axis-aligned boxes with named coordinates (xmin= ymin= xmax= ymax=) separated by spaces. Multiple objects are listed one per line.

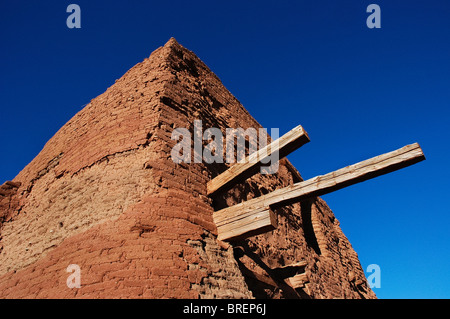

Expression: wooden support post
xmin=213 ymin=143 xmax=425 ymax=240
xmin=207 ymin=125 xmax=310 ymax=196
xmin=214 ymin=206 xmax=277 ymax=241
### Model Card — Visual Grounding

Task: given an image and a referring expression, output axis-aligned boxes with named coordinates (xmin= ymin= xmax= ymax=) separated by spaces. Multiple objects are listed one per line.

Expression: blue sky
xmin=1 ymin=1 xmax=449 ymax=298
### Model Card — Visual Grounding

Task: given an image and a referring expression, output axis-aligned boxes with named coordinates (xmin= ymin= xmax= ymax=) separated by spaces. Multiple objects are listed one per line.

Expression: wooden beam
xmin=275 ymin=260 xmax=308 ymax=273
xmin=237 ymin=265 xmax=280 ymax=288
xmin=287 ymin=273 xmax=309 ymax=289
xmin=214 ymin=206 xmax=277 ymax=241
xmin=214 ymin=143 xmax=425 ymax=225
xmin=207 ymin=125 xmax=310 ymax=196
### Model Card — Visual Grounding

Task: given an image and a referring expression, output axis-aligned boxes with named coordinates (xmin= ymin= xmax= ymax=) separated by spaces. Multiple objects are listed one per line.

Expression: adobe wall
xmin=0 ymin=38 xmax=375 ymax=299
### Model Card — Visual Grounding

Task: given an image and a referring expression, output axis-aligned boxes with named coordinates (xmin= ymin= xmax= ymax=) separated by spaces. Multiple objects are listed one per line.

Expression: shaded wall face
xmin=0 ymin=40 xmax=375 ymax=299
xmin=151 ymin=42 xmax=375 ymax=299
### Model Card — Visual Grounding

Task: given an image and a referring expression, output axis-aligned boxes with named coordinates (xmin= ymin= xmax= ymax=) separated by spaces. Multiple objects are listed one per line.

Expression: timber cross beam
xmin=208 ymin=124 xmax=426 ymax=242
xmin=207 ymin=125 xmax=310 ymax=196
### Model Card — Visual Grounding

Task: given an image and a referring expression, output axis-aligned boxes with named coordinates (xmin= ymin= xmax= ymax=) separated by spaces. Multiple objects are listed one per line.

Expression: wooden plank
xmin=277 ymin=260 xmax=308 ymax=271
xmin=215 ymin=206 xmax=277 ymax=241
xmin=207 ymin=125 xmax=310 ymax=196
xmin=287 ymin=273 xmax=309 ymax=289
xmin=214 ymin=143 xmax=425 ymax=220
xmin=238 ymin=265 xmax=280 ymax=288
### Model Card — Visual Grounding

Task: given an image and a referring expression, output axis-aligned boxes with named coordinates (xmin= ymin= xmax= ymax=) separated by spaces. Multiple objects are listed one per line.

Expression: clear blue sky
xmin=1 ymin=1 xmax=449 ymax=299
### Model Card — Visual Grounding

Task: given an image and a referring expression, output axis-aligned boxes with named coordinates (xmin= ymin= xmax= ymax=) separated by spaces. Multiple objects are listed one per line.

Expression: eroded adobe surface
xmin=0 ymin=38 xmax=375 ymax=299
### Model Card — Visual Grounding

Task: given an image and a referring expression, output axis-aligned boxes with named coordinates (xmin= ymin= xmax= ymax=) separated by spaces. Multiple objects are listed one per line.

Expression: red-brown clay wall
xmin=0 ymin=38 xmax=375 ymax=299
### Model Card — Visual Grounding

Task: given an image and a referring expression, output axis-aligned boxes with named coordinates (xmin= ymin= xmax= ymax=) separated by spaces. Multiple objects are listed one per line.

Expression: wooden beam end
xmin=215 ymin=207 xmax=277 ymax=242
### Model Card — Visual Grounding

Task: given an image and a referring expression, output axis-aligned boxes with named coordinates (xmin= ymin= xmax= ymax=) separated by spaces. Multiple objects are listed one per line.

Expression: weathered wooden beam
xmin=237 ymin=265 xmax=280 ymax=288
xmin=287 ymin=273 xmax=309 ymax=289
xmin=276 ymin=260 xmax=308 ymax=272
xmin=214 ymin=143 xmax=425 ymax=228
xmin=207 ymin=125 xmax=310 ymax=196
xmin=214 ymin=206 xmax=277 ymax=241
